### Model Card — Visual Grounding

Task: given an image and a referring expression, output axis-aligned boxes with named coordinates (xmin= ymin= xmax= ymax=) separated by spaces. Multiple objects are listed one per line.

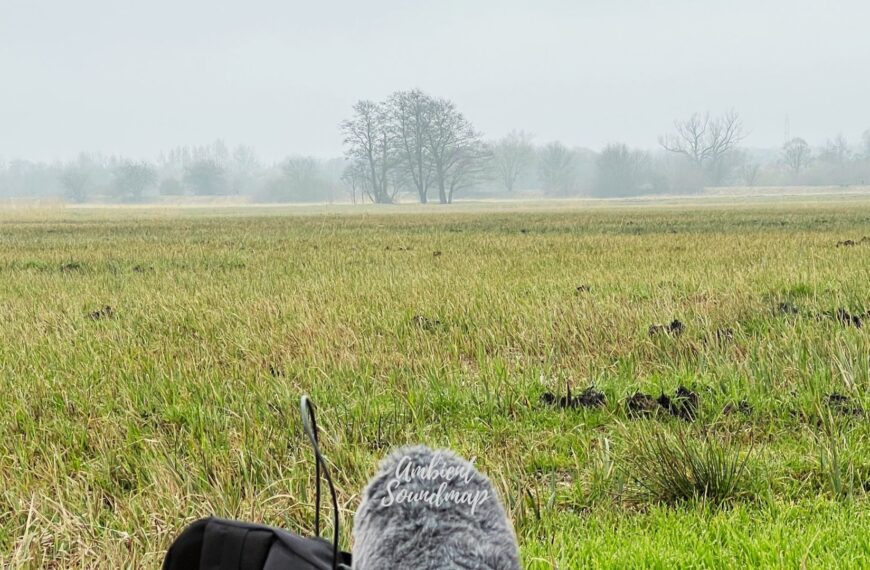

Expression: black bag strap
xmin=299 ymin=396 xmax=341 ymax=570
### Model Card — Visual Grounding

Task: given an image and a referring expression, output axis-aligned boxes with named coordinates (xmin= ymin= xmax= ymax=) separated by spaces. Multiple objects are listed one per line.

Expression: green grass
xmin=620 ymin=426 xmax=752 ymax=506
xmin=1 ymin=198 xmax=869 ymax=568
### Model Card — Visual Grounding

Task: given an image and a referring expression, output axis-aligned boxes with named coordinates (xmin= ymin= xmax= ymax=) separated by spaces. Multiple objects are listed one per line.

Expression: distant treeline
xmin=3 ymin=91 xmax=870 ymax=204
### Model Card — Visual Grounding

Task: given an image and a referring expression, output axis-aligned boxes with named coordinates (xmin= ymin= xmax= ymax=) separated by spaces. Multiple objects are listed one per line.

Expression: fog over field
xmin=2 ymin=1 xmax=870 ymax=204
xmin=3 ymin=3 xmax=870 ymax=568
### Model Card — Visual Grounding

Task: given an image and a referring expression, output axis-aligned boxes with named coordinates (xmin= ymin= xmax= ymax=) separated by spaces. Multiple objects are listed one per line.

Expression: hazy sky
xmin=2 ymin=0 xmax=869 ymax=162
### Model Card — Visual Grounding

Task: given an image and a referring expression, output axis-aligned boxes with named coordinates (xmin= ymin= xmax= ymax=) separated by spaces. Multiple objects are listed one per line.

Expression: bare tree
xmin=819 ymin=134 xmax=851 ymax=165
xmin=594 ymin=143 xmax=652 ymax=197
xmin=538 ymin=142 xmax=577 ymax=196
xmin=424 ymin=97 xmax=485 ymax=204
xmin=230 ymin=145 xmax=260 ymax=195
xmin=741 ymin=162 xmax=761 ymax=187
xmin=183 ymin=160 xmax=228 ymax=195
xmin=389 ymin=90 xmax=434 ymax=203
xmin=60 ymin=161 xmax=91 ymax=203
xmin=341 ymin=161 xmax=368 ymax=204
xmin=863 ymin=129 xmax=870 ymax=158
xmin=113 ymin=160 xmax=157 ymax=201
xmin=782 ymin=137 xmax=811 ymax=175
xmin=341 ymin=101 xmax=397 ymax=204
xmin=274 ymin=157 xmax=332 ymax=202
xmin=445 ymin=139 xmax=490 ymax=203
xmin=659 ymin=111 xmax=745 ymax=185
xmin=491 ymin=131 xmax=534 ymax=192
xmin=61 ymin=168 xmax=89 ymax=203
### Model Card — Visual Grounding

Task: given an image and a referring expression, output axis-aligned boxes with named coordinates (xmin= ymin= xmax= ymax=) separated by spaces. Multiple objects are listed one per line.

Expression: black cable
xmin=300 ymin=396 xmax=340 ymax=570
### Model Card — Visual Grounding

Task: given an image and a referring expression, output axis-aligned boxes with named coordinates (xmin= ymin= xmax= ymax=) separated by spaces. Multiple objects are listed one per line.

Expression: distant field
xmin=1 ymin=198 xmax=869 ymax=568
xmin=3 ymin=183 xmax=869 ymax=214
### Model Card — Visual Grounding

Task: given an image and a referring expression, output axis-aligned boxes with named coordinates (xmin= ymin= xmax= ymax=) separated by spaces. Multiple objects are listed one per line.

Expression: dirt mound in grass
xmin=835 ymin=308 xmax=863 ymax=328
xmin=708 ymin=327 xmax=735 ymax=344
xmin=816 ymin=308 xmax=864 ymax=328
xmin=657 ymin=386 xmax=699 ymax=421
xmin=836 ymin=237 xmax=869 ymax=247
xmin=625 ymin=386 xmax=699 ymax=421
xmin=575 ymin=386 xmax=607 ymax=408
xmin=412 ymin=314 xmax=442 ymax=330
xmin=540 ymin=386 xmax=607 ymax=410
xmin=716 ymin=327 xmax=734 ymax=341
xmin=60 ymin=261 xmax=84 ymax=272
xmin=626 ymin=392 xmax=658 ymax=417
xmin=649 ymin=319 xmax=684 ymax=337
xmin=777 ymin=301 xmax=800 ymax=315
xmin=88 ymin=306 xmax=114 ymax=320
xmin=826 ymin=393 xmax=864 ymax=416
xmin=723 ymin=399 xmax=753 ymax=416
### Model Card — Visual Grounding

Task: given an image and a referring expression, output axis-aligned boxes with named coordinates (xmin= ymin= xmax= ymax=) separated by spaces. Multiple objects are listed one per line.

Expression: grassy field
xmin=1 ymin=198 xmax=869 ymax=568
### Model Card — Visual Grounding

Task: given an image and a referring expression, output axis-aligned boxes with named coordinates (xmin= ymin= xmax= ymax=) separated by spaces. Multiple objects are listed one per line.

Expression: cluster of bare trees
xmin=341 ymin=106 xmax=754 ymax=201
xmin=341 ymin=90 xmax=488 ymax=204
xmin=781 ymin=133 xmax=858 ymax=176
xmin=49 ymin=142 xmax=264 ymax=202
xmin=5 ymin=105 xmax=870 ymax=203
xmin=0 ymin=141 xmax=347 ymax=204
xmin=775 ymin=132 xmax=870 ymax=185
xmin=659 ymin=113 xmax=870 ymax=187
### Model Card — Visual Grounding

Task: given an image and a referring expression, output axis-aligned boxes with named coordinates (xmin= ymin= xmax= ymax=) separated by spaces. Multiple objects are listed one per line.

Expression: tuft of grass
xmin=814 ymin=403 xmax=863 ymax=500
xmin=622 ymin=427 xmax=753 ymax=506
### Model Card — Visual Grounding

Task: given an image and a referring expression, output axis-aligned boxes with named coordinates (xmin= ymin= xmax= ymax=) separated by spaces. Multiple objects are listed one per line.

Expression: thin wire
xmin=300 ymin=396 xmax=340 ymax=569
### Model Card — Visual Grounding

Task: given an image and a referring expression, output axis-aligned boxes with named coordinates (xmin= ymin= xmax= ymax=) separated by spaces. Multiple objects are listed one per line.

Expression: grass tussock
xmin=622 ymin=427 xmax=753 ymax=506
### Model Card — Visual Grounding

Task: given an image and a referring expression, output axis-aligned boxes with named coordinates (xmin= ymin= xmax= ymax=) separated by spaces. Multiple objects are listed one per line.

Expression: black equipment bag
xmin=163 ymin=396 xmax=352 ymax=569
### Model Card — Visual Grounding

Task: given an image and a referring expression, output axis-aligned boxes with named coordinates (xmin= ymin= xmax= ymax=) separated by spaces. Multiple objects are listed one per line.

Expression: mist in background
xmin=2 ymin=0 xmax=869 ymax=203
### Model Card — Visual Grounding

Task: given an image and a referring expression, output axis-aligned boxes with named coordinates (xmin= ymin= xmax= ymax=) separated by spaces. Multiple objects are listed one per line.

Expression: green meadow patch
xmin=1 ymin=198 xmax=869 ymax=567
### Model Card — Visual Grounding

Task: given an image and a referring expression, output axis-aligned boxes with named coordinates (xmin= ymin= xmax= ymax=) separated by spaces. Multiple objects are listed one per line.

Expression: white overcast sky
xmin=1 ymin=0 xmax=869 ymax=162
